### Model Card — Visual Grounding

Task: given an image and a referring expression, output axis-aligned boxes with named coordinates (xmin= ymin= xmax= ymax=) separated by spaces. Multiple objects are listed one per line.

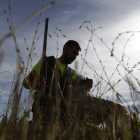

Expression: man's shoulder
xmin=46 ymin=55 xmax=55 ymax=61
xmin=46 ymin=56 xmax=56 ymax=67
xmin=46 ymin=55 xmax=55 ymax=59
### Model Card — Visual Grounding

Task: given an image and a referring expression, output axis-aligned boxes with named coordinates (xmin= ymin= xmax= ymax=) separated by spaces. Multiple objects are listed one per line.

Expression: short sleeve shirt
xmin=32 ymin=58 xmax=77 ymax=83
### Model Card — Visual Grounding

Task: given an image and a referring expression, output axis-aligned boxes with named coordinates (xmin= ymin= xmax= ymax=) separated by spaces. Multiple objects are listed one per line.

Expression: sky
xmin=0 ymin=0 xmax=140 ymax=116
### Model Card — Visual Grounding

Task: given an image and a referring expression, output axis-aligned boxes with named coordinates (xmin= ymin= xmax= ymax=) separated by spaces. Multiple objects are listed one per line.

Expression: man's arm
xmin=22 ymin=71 xmax=46 ymax=90
xmin=22 ymin=71 xmax=37 ymax=90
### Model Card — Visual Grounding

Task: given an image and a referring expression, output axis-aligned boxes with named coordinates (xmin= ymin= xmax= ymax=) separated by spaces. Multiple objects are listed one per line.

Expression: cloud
xmin=59 ymin=6 xmax=82 ymax=22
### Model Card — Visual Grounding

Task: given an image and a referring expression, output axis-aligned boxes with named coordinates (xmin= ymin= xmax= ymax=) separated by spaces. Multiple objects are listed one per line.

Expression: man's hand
xmin=86 ymin=77 xmax=93 ymax=90
xmin=30 ymin=75 xmax=46 ymax=90
xmin=37 ymin=75 xmax=46 ymax=88
xmin=22 ymin=71 xmax=46 ymax=90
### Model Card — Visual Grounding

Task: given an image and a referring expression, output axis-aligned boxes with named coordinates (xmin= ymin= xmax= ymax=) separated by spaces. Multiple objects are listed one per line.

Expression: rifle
xmin=32 ymin=18 xmax=49 ymax=129
xmin=39 ymin=18 xmax=49 ymax=96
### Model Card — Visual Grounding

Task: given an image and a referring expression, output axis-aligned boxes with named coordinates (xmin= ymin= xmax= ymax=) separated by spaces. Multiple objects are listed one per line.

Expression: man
xmin=22 ymin=40 xmax=93 ymax=124
xmin=23 ymin=40 xmax=131 ymax=139
xmin=23 ymin=40 xmax=93 ymax=91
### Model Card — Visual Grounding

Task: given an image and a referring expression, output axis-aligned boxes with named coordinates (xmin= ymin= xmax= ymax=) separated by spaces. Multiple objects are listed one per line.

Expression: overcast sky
xmin=1 ymin=0 xmax=140 ymax=115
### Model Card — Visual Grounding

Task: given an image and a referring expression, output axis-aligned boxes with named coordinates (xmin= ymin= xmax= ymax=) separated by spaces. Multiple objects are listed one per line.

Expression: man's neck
xmin=58 ymin=56 xmax=67 ymax=65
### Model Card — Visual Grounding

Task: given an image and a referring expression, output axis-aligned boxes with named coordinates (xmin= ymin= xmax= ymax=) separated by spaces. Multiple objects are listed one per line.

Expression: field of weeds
xmin=0 ymin=0 xmax=140 ymax=140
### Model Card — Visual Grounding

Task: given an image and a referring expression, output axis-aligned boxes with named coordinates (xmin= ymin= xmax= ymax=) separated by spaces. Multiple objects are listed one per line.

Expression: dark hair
xmin=63 ymin=40 xmax=81 ymax=51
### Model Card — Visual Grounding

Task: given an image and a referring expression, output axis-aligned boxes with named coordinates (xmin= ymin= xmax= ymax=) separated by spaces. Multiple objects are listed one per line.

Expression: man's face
xmin=63 ymin=46 xmax=79 ymax=64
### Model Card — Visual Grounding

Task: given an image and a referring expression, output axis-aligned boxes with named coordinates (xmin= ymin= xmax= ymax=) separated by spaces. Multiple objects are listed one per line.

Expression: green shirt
xmin=32 ymin=58 xmax=77 ymax=83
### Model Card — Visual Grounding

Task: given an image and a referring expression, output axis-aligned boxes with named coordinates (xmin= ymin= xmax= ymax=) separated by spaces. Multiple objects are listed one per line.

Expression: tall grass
xmin=0 ymin=1 xmax=140 ymax=140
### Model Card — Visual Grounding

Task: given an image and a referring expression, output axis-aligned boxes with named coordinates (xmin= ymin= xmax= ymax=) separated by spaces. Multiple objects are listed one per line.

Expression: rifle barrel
xmin=41 ymin=18 xmax=49 ymax=79
xmin=43 ymin=18 xmax=49 ymax=56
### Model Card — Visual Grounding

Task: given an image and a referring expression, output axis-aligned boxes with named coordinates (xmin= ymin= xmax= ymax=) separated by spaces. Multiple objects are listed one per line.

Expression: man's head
xmin=62 ymin=40 xmax=81 ymax=64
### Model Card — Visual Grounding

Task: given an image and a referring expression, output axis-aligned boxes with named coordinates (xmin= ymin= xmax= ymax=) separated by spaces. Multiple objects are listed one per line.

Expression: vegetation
xmin=0 ymin=0 xmax=140 ymax=140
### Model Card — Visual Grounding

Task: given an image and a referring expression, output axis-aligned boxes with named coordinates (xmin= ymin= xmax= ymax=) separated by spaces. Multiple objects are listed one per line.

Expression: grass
xmin=0 ymin=1 xmax=140 ymax=140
